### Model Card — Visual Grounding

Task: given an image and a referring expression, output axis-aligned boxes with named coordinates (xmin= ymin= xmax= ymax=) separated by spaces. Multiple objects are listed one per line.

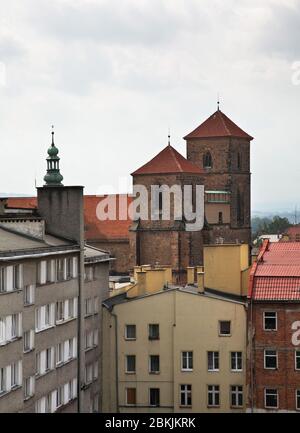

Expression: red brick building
xmin=247 ymin=240 xmax=300 ymax=412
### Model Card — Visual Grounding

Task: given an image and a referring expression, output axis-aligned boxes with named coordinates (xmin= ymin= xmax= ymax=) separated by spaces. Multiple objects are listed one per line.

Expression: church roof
xmin=184 ymin=109 xmax=253 ymax=140
xmin=131 ymin=145 xmax=203 ymax=176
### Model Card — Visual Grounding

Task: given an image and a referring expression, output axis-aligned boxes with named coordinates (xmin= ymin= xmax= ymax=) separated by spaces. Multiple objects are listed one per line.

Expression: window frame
xmin=125 ymin=324 xmax=136 ymax=341
xmin=149 ymin=388 xmax=160 ymax=407
xmin=296 ymin=389 xmax=300 ymax=411
xmin=263 ymin=311 xmax=277 ymax=331
xmin=180 ymin=384 xmax=192 ymax=407
xmin=230 ymin=385 xmax=243 ymax=408
xmin=264 ymin=349 xmax=278 ymax=370
xmin=149 ymin=355 xmax=160 ymax=374
xmin=207 ymin=385 xmax=220 ymax=408
xmin=181 ymin=351 xmax=193 ymax=372
xmin=148 ymin=324 xmax=160 ymax=340
xmin=125 ymin=355 xmax=136 ymax=374
xmin=295 ymin=350 xmax=300 ymax=371
xmin=219 ymin=320 xmax=231 ymax=336
xmin=264 ymin=388 xmax=279 ymax=409
xmin=207 ymin=351 xmax=219 ymax=372
xmin=231 ymin=351 xmax=243 ymax=372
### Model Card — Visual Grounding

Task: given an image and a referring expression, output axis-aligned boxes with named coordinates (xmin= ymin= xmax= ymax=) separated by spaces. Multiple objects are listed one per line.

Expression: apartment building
xmin=247 ymin=240 xmax=300 ymax=412
xmin=0 ymin=133 xmax=110 ymax=413
xmin=102 ymin=244 xmax=250 ymax=413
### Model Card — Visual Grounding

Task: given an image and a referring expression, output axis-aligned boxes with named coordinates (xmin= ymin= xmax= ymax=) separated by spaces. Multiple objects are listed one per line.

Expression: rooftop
xmin=131 ymin=144 xmax=203 ymax=176
xmin=184 ymin=109 xmax=253 ymax=140
xmin=249 ymin=240 xmax=300 ymax=301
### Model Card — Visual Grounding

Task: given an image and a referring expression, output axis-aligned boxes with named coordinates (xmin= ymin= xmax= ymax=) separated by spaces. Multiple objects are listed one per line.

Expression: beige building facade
xmin=102 ymin=244 xmax=249 ymax=413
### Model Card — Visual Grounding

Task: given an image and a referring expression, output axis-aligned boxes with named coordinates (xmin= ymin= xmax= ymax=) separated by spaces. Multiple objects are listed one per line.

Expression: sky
xmin=0 ymin=0 xmax=300 ymax=212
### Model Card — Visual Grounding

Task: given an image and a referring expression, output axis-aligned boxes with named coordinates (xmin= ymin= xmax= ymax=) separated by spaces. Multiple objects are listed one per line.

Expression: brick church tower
xmin=184 ymin=108 xmax=253 ymax=245
xmin=128 ymin=143 xmax=207 ymax=283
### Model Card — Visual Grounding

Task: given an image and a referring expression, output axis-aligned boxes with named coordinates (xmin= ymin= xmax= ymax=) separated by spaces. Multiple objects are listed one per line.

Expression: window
xmin=218 ymin=212 xmax=223 ymax=224
xmin=0 ymin=367 xmax=5 ymax=393
xmin=208 ymin=351 xmax=219 ymax=371
xmin=237 ymin=153 xmax=241 ymax=170
xmin=180 ymin=384 xmax=192 ymax=407
xmin=94 ymin=297 xmax=98 ymax=314
xmin=264 ymin=350 xmax=278 ymax=369
xmin=24 ymin=284 xmax=35 ymax=305
xmin=0 ymin=265 xmax=22 ymax=292
xmin=231 ymin=352 xmax=243 ymax=371
xmin=149 ymin=355 xmax=160 ymax=374
xmin=149 ymin=388 xmax=160 ymax=407
xmin=219 ymin=321 xmax=231 ymax=336
xmin=126 ymin=388 xmax=136 ymax=406
xmin=93 ymin=330 xmax=98 ymax=347
xmin=56 ymin=342 xmax=64 ymax=366
xmin=231 ymin=385 xmax=243 ymax=408
xmin=264 ymin=312 xmax=277 ymax=331
xmin=85 ymin=331 xmax=93 ymax=350
xmin=208 ymin=385 xmax=220 ymax=407
xmin=85 ymin=266 xmax=94 ymax=281
xmin=23 ymin=330 xmax=34 ymax=352
xmin=126 ymin=355 xmax=136 ymax=374
xmin=265 ymin=388 xmax=278 ymax=409
xmin=56 ymin=301 xmax=64 ymax=322
xmin=36 ymin=347 xmax=54 ymax=375
xmin=24 ymin=376 xmax=35 ymax=399
xmin=0 ymin=313 xmax=22 ymax=345
xmin=35 ymin=303 xmax=55 ymax=332
xmin=125 ymin=324 xmax=136 ymax=340
xmin=91 ymin=394 xmax=99 ymax=413
xmin=46 ymin=260 xmax=56 ymax=283
xmin=203 ymin=152 xmax=213 ymax=169
xmin=38 ymin=261 xmax=47 ymax=285
xmin=11 ymin=313 xmax=20 ymax=339
xmin=85 ymin=298 xmax=93 ymax=316
xmin=56 ymin=386 xmax=64 ymax=408
xmin=149 ymin=324 xmax=159 ymax=340
xmin=85 ymin=363 xmax=97 ymax=384
xmin=66 ymin=258 xmax=72 ymax=279
xmin=11 ymin=361 xmax=21 ymax=388
xmin=56 ymin=259 xmax=65 ymax=281
xmin=296 ymin=350 xmax=300 ymax=370
xmin=72 ymin=257 xmax=78 ymax=278
xmin=181 ymin=351 xmax=193 ymax=371
xmin=296 ymin=390 xmax=300 ymax=411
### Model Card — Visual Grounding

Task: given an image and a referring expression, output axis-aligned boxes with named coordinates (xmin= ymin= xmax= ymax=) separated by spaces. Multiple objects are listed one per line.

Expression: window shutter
xmin=73 ymin=337 xmax=77 ymax=358
xmin=64 ymin=300 xmax=68 ymax=320
xmin=51 ymin=390 xmax=57 ymax=413
xmin=18 ymin=265 xmax=23 ymax=289
xmin=64 ymin=383 xmax=69 ymax=404
xmin=6 ymin=365 xmax=11 ymax=391
xmin=74 ymin=297 xmax=78 ymax=318
xmin=5 ymin=315 xmax=12 ymax=341
xmin=6 ymin=266 xmax=13 ymax=291
xmin=40 ymin=350 xmax=46 ymax=374
xmin=72 ymin=257 xmax=78 ymax=278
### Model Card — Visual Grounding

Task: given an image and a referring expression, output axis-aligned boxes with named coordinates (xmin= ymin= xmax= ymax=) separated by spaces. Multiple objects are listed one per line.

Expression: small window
xmin=231 ymin=385 xmax=243 ymax=408
xmin=296 ymin=390 xmax=300 ymax=411
xmin=203 ymin=152 xmax=213 ymax=169
xmin=295 ymin=350 xmax=300 ymax=370
xmin=24 ymin=376 xmax=35 ymax=400
xmin=126 ymin=388 xmax=136 ymax=406
xmin=231 ymin=352 xmax=243 ymax=371
xmin=181 ymin=351 xmax=193 ymax=371
xmin=180 ymin=384 xmax=192 ymax=407
xmin=263 ymin=312 xmax=277 ymax=331
xmin=218 ymin=212 xmax=223 ymax=224
xmin=125 ymin=355 xmax=136 ymax=374
xmin=149 ymin=388 xmax=160 ymax=407
xmin=23 ymin=330 xmax=34 ymax=352
xmin=208 ymin=385 xmax=220 ymax=407
xmin=125 ymin=325 xmax=136 ymax=340
xmin=265 ymin=388 xmax=278 ymax=409
xmin=208 ymin=351 xmax=219 ymax=371
xmin=149 ymin=355 xmax=160 ymax=374
xmin=24 ymin=285 xmax=35 ymax=306
xmin=264 ymin=350 xmax=278 ymax=369
xmin=219 ymin=321 xmax=231 ymax=336
xmin=149 ymin=324 xmax=159 ymax=340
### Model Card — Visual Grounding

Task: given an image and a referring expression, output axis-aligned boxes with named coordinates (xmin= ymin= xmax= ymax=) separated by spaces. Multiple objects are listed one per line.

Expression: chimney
xmin=187 ymin=267 xmax=195 ymax=285
xmin=136 ymin=271 xmax=147 ymax=296
xmin=197 ymin=271 xmax=205 ymax=294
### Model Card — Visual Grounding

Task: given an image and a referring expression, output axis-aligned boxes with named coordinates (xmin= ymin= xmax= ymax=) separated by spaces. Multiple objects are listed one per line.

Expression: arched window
xmin=203 ymin=152 xmax=213 ymax=169
xmin=237 ymin=153 xmax=241 ymax=170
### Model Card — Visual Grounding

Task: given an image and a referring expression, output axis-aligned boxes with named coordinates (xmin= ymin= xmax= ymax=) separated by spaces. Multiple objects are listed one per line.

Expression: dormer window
xmin=203 ymin=152 xmax=212 ymax=169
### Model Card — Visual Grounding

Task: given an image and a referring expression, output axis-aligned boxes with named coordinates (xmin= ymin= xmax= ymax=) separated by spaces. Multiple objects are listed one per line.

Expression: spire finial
xmin=217 ymin=93 xmax=220 ymax=111
xmin=168 ymin=127 xmax=171 ymax=146
xmin=51 ymin=125 xmax=54 ymax=146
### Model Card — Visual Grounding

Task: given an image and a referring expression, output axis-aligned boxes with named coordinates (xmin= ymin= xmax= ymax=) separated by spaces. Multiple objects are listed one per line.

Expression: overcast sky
xmin=0 ymin=0 xmax=300 ymax=211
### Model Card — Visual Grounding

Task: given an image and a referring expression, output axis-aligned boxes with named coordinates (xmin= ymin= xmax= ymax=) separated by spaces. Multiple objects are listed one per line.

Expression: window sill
xmin=125 ymin=338 xmax=136 ymax=341
xmin=125 ymin=372 xmax=136 ymax=375
xmin=0 ymin=336 xmax=22 ymax=347
xmin=24 ymin=302 xmax=35 ymax=307
xmin=84 ymin=346 xmax=97 ymax=353
xmin=24 ymin=394 xmax=35 ymax=402
xmin=56 ymin=358 xmax=76 ymax=369
xmin=181 ymin=369 xmax=193 ymax=372
xmin=207 ymin=405 xmax=220 ymax=408
xmin=179 ymin=405 xmax=192 ymax=409
xmin=231 ymin=370 xmax=243 ymax=373
xmin=149 ymin=372 xmax=160 ymax=375
xmin=0 ymin=385 xmax=22 ymax=399
xmin=56 ymin=317 xmax=77 ymax=326
xmin=230 ymin=405 xmax=244 ymax=409
xmin=36 ymin=369 xmax=55 ymax=379
xmin=23 ymin=348 xmax=35 ymax=354
xmin=0 ymin=289 xmax=22 ymax=296
xmin=208 ymin=370 xmax=219 ymax=373
xmin=219 ymin=334 xmax=231 ymax=337
xmin=35 ymin=325 xmax=55 ymax=334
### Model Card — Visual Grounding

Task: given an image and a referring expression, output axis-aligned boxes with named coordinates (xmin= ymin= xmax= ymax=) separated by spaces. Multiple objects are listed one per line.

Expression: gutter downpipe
xmin=111 ymin=310 xmax=120 ymax=413
xmin=250 ymin=296 xmax=254 ymax=413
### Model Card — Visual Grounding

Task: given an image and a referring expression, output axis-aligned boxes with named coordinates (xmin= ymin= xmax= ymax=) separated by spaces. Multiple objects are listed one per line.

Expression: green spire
xmin=44 ymin=126 xmax=64 ymax=186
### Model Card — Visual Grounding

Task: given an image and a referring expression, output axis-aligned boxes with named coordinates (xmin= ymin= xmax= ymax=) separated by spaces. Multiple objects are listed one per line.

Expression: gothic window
xmin=218 ymin=212 xmax=223 ymax=224
xmin=237 ymin=190 xmax=244 ymax=225
xmin=203 ymin=152 xmax=213 ymax=169
xmin=237 ymin=153 xmax=242 ymax=170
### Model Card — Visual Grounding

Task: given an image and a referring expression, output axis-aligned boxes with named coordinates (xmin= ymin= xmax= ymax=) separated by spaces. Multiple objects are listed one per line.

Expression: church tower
xmin=128 ymin=143 xmax=206 ymax=283
xmin=184 ymin=108 xmax=253 ymax=245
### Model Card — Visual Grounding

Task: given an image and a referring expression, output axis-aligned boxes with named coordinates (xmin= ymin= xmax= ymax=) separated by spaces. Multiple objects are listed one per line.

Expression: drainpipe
xmin=110 ymin=310 xmax=120 ymax=413
xmin=249 ymin=296 xmax=254 ymax=413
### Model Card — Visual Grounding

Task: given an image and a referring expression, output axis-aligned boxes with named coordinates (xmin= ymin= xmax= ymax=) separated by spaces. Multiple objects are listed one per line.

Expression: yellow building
xmin=102 ymin=244 xmax=249 ymax=413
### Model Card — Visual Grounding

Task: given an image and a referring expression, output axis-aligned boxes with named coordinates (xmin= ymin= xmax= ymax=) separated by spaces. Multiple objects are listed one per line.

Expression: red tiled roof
xmin=249 ymin=240 xmax=300 ymax=301
xmin=131 ymin=145 xmax=203 ymax=176
xmin=184 ymin=109 xmax=253 ymax=140
xmin=6 ymin=195 xmax=132 ymax=241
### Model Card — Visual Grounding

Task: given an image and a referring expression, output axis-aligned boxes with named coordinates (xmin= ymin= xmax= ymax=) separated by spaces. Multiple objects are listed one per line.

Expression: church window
xmin=203 ymin=152 xmax=213 ymax=169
